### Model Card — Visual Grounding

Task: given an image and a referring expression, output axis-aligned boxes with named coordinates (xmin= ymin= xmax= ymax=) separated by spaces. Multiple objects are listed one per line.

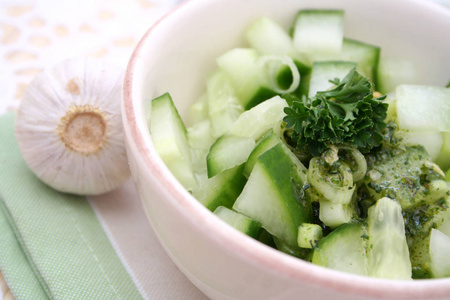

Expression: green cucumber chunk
xmin=216 ymin=48 xmax=272 ymax=109
xmin=376 ymin=56 xmax=418 ymax=94
xmin=243 ymin=129 xmax=281 ymax=178
xmin=435 ymin=132 xmax=450 ymax=171
xmin=187 ymin=120 xmax=215 ymax=151
xmin=297 ymin=223 xmax=323 ymax=249
xmin=367 ymin=197 xmax=412 ymax=279
xmin=229 ymin=95 xmax=288 ymax=141
xmin=430 ymin=229 xmax=450 ymax=278
xmin=193 ymin=164 xmax=247 ymax=212
xmin=246 ymin=17 xmax=295 ymax=56
xmin=308 ymin=61 xmax=357 ymax=97
xmin=312 ymin=222 xmax=369 ymax=276
xmin=396 ymin=84 xmax=450 ymax=132
xmin=310 ymin=38 xmax=380 ymax=84
xmin=206 ymin=71 xmax=244 ymax=138
xmin=214 ymin=206 xmax=262 ymax=238
xmin=233 ymin=143 xmax=311 ymax=247
xmin=293 ymin=10 xmax=344 ymax=54
xmin=206 ymin=134 xmax=255 ymax=178
xmin=150 ymin=93 xmax=197 ymax=191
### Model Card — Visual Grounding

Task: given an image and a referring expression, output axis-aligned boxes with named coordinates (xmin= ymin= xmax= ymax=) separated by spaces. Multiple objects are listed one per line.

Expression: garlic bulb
xmin=15 ymin=57 xmax=130 ymax=195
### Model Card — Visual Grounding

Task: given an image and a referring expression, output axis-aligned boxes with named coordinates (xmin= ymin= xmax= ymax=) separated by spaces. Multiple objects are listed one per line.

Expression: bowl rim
xmin=122 ymin=0 xmax=450 ymax=298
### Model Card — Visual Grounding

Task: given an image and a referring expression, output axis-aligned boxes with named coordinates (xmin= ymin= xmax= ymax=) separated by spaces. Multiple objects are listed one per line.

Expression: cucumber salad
xmin=147 ymin=10 xmax=450 ymax=279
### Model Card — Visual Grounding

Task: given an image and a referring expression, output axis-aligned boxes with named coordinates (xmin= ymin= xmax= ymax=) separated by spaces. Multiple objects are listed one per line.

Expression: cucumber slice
xmin=150 ymin=93 xmax=197 ymax=191
xmin=233 ymin=143 xmax=311 ymax=247
xmin=312 ymin=222 xmax=369 ymax=276
xmin=400 ymin=130 xmax=443 ymax=161
xmin=190 ymin=148 xmax=208 ymax=177
xmin=193 ymin=164 xmax=247 ymax=211
xmin=319 ymin=200 xmax=354 ymax=228
xmin=187 ymin=120 xmax=215 ymax=150
xmin=187 ymin=93 xmax=208 ymax=126
xmin=216 ymin=48 xmax=272 ymax=109
xmin=246 ymin=17 xmax=295 ymax=56
xmin=293 ymin=10 xmax=344 ymax=54
xmin=376 ymin=56 xmax=419 ymax=94
xmin=366 ymin=197 xmax=412 ymax=279
xmin=310 ymin=38 xmax=380 ymax=84
xmin=396 ymin=85 xmax=450 ymax=132
xmin=206 ymin=134 xmax=255 ymax=178
xmin=429 ymin=229 xmax=450 ymax=278
xmin=308 ymin=61 xmax=357 ymax=97
xmin=213 ymin=206 xmax=262 ymax=238
xmin=216 ymin=48 xmax=300 ymax=109
xmin=206 ymin=71 xmax=244 ymax=138
xmin=229 ymin=95 xmax=288 ymax=141
xmin=297 ymin=223 xmax=323 ymax=249
xmin=243 ymin=129 xmax=281 ymax=178
xmin=436 ymin=132 xmax=450 ymax=171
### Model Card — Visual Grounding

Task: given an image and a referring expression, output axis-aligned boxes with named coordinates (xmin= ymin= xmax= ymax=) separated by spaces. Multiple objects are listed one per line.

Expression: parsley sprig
xmin=283 ymin=68 xmax=388 ymax=157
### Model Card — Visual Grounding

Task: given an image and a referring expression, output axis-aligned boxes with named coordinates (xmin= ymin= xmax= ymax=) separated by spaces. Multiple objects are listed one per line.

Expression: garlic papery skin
xmin=15 ymin=57 xmax=130 ymax=195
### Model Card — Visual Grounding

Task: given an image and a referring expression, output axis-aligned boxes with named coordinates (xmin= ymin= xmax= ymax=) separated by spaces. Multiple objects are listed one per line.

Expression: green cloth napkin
xmin=0 ymin=113 xmax=143 ymax=300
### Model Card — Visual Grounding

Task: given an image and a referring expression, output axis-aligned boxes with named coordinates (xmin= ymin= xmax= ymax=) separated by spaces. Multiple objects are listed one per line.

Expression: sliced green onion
xmin=338 ymin=145 xmax=367 ymax=182
xmin=259 ymin=55 xmax=300 ymax=94
xmin=307 ymin=157 xmax=355 ymax=204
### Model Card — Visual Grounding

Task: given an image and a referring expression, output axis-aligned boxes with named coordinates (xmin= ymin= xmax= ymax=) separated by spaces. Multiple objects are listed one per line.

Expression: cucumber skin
xmin=245 ymin=87 xmax=279 ymax=110
xmin=257 ymin=144 xmax=312 ymax=228
xmin=243 ymin=130 xmax=281 ymax=178
xmin=213 ymin=206 xmax=262 ymax=239
xmin=151 ymin=93 xmax=197 ymax=191
xmin=312 ymin=222 xmax=369 ymax=276
xmin=233 ymin=143 xmax=312 ymax=246
xmin=195 ymin=164 xmax=247 ymax=212
xmin=206 ymin=135 xmax=255 ymax=178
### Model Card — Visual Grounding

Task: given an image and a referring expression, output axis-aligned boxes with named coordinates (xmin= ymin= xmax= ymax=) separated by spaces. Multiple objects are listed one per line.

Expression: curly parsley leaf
xmin=283 ymin=68 xmax=388 ymax=157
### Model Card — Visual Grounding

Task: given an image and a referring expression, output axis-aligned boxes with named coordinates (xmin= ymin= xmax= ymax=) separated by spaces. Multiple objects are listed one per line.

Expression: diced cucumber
xmin=190 ymin=148 xmax=208 ymax=177
xmin=206 ymin=134 xmax=255 ymax=178
xmin=206 ymin=71 xmax=244 ymax=138
xmin=246 ymin=17 xmax=295 ymax=56
xmin=293 ymin=10 xmax=344 ymax=54
xmin=229 ymin=96 xmax=288 ymax=141
xmin=435 ymin=132 xmax=450 ymax=171
xmin=319 ymin=200 xmax=354 ymax=228
xmin=273 ymin=236 xmax=311 ymax=259
xmin=216 ymin=48 xmax=300 ymax=109
xmin=187 ymin=93 xmax=208 ymax=126
xmin=150 ymin=93 xmax=197 ymax=191
xmin=216 ymin=48 xmax=273 ymax=109
xmin=308 ymin=61 xmax=357 ymax=97
xmin=297 ymin=223 xmax=323 ymax=249
xmin=376 ymin=56 xmax=419 ymax=94
xmin=400 ymin=130 xmax=443 ymax=161
xmin=429 ymin=229 xmax=450 ymax=278
xmin=366 ymin=197 xmax=412 ymax=279
xmin=243 ymin=129 xmax=281 ymax=178
xmin=187 ymin=120 xmax=215 ymax=150
xmin=310 ymin=38 xmax=380 ymax=84
xmin=233 ymin=143 xmax=311 ymax=247
xmin=396 ymin=85 xmax=450 ymax=132
xmin=312 ymin=222 xmax=369 ymax=276
xmin=213 ymin=206 xmax=262 ymax=238
xmin=192 ymin=164 xmax=247 ymax=211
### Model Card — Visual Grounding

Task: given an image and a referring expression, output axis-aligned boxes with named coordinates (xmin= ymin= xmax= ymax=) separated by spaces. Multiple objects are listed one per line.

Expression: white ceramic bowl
xmin=122 ymin=0 xmax=450 ymax=299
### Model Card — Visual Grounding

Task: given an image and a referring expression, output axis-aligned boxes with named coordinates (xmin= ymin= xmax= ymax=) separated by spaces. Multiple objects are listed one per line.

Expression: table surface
xmin=0 ymin=1 xmax=209 ymax=299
